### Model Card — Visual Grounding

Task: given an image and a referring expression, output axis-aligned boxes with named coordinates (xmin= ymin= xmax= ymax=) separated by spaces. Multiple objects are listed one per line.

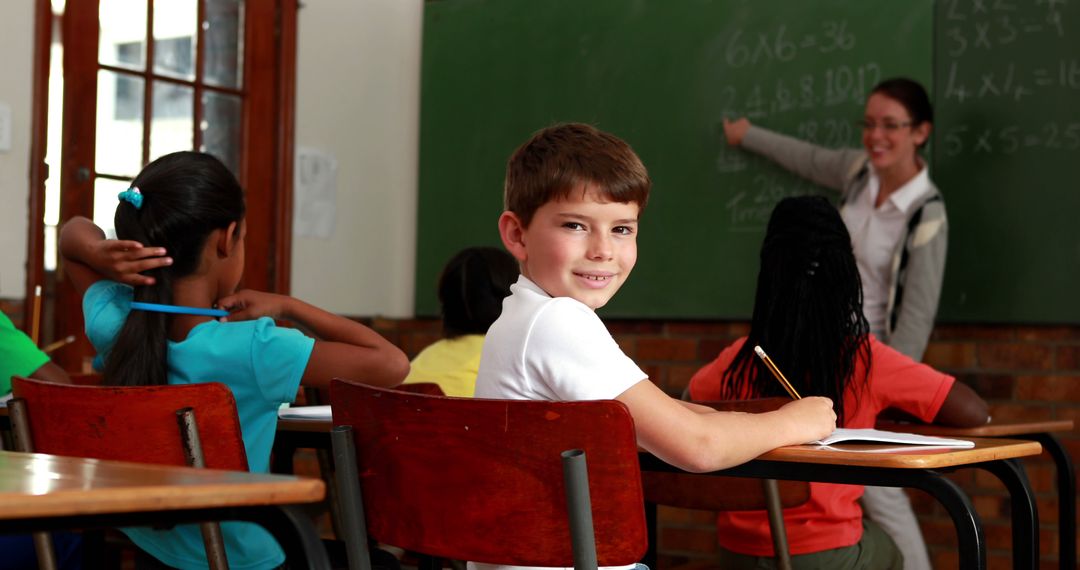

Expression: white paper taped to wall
xmin=293 ymin=147 xmax=338 ymax=239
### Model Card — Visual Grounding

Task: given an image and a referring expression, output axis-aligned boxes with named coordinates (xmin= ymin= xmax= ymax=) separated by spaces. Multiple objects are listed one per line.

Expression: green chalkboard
xmin=416 ymin=0 xmax=933 ymax=318
xmin=933 ymin=0 xmax=1080 ymax=323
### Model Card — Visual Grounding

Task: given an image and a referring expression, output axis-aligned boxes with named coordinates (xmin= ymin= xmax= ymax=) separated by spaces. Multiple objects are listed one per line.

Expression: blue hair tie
xmin=118 ymin=186 xmax=144 ymax=209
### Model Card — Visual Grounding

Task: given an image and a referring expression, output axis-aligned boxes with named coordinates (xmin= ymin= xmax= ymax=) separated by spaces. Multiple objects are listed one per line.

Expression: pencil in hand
xmin=753 ymin=345 xmax=802 ymax=400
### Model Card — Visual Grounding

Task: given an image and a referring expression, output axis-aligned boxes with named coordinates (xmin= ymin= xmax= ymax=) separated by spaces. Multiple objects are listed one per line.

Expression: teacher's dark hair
xmin=105 ymin=151 xmax=245 ymax=387
xmin=872 ymin=77 xmax=934 ymax=127
xmin=719 ymin=196 xmax=871 ymax=425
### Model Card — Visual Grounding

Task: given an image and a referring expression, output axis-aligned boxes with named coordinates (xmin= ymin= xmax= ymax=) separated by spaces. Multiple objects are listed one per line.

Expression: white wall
xmin=291 ymin=0 xmax=422 ymax=317
xmin=0 ymin=2 xmax=34 ymax=298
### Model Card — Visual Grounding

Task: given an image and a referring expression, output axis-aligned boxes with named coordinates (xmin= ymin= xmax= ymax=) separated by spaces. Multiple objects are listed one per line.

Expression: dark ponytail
xmin=104 ymin=152 xmax=245 ymax=386
xmin=719 ymin=196 xmax=871 ymax=425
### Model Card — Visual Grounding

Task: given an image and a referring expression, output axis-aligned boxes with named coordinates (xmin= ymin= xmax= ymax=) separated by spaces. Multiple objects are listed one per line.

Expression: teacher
xmin=722 ymin=77 xmax=944 ymax=570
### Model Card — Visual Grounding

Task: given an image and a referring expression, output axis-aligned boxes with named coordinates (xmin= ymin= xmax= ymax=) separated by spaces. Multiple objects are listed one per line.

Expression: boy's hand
xmin=722 ymin=117 xmax=752 ymax=146
xmin=93 ymin=240 xmax=171 ymax=286
xmin=216 ymin=290 xmax=292 ymax=322
xmin=779 ymin=396 xmax=836 ymax=443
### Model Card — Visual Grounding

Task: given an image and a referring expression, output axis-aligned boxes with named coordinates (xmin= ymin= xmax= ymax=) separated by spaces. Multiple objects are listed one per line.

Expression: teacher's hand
xmin=722 ymin=117 xmax=751 ymax=146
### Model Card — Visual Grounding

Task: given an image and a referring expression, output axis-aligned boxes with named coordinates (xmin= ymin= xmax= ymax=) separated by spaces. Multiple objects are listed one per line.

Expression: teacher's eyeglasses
xmin=858 ymin=119 xmax=912 ymax=133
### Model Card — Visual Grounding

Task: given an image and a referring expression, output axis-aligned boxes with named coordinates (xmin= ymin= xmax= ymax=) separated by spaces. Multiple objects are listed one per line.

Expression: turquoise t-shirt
xmin=0 ymin=311 xmax=50 ymax=395
xmin=84 ymin=281 xmax=314 ymax=570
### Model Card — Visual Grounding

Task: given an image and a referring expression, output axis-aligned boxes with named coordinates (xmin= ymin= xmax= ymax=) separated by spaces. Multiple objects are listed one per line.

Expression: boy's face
xmin=499 ymin=184 xmax=639 ymax=310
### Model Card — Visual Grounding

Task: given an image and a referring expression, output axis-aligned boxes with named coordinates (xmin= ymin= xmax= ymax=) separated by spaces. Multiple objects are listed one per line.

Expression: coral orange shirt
xmin=688 ymin=335 xmax=954 ymax=556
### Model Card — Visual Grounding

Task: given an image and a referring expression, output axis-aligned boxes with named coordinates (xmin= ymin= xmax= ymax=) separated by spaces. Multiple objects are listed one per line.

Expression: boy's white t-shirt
xmin=476 ymin=275 xmax=646 ymax=402
xmin=472 ymin=275 xmax=646 ymax=570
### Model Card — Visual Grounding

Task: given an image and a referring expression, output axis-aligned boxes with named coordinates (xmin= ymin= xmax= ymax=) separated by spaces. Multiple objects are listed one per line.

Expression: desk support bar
xmin=639 ymin=456 xmax=987 ymax=570
xmin=976 ymin=459 xmax=1038 ymax=570
xmin=1021 ymin=433 xmax=1075 ymax=570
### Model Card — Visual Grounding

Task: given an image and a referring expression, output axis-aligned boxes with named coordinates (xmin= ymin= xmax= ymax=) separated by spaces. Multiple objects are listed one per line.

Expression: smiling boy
xmin=475 ymin=126 xmax=836 ymax=567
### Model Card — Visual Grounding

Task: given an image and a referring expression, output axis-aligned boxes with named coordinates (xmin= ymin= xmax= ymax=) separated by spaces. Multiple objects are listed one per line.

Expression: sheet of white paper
xmin=293 ymin=147 xmax=338 ymax=239
xmin=277 ymin=405 xmax=331 ymax=421
xmin=813 ymin=428 xmax=974 ymax=448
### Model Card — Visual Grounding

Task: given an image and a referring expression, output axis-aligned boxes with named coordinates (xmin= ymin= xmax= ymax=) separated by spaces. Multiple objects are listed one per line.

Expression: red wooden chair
xmin=329 ymin=379 xmax=647 ymax=570
xmin=9 ymin=376 xmax=250 ymax=570
xmin=394 ymin=382 xmax=445 ymax=396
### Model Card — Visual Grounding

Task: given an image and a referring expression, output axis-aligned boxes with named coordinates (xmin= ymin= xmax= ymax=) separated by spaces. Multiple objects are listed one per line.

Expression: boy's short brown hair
xmin=504 ymin=123 xmax=651 ymax=227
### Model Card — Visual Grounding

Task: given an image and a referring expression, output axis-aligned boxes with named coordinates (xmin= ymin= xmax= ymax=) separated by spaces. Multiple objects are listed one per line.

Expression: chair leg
xmin=9 ymin=398 xmax=59 ymax=570
xmin=561 ymin=449 xmax=598 ymax=570
xmin=331 ymin=426 xmax=373 ymax=570
xmin=177 ymin=408 xmax=230 ymax=570
xmin=762 ymin=479 xmax=793 ymax=570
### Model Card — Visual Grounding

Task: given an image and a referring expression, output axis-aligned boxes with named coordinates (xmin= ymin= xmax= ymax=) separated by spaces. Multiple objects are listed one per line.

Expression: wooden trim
xmin=273 ymin=0 xmax=298 ymax=294
xmin=24 ymin=0 xmax=52 ymax=330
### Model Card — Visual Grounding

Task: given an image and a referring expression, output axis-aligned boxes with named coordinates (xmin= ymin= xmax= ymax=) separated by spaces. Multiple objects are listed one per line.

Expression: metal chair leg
xmin=562 ymin=449 xmax=598 ymax=570
xmin=332 ymin=426 xmax=372 ymax=570
xmin=9 ymin=398 xmax=59 ymax=570
xmin=762 ymin=478 xmax=793 ymax=570
xmin=177 ymin=407 xmax=230 ymax=570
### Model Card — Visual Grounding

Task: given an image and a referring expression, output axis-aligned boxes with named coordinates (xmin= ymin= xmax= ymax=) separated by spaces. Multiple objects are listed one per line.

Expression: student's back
xmin=405 ymin=246 xmax=517 ymax=397
xmin=61 ymin=151 xmax=408 ymax=569
xmin=688 ymin=196 xmax=986 ymax=569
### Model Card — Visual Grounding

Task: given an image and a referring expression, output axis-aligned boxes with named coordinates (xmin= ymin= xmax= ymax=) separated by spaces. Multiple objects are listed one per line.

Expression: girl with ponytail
xmin=688 ymin=196 xmax=987 ymax=570
xmin=60 ymin=151 xmax=409 ymax=569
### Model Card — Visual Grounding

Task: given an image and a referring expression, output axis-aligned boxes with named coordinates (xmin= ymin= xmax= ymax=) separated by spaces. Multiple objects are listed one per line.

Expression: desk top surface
xmin=0 ymin=450 xmax=325 ymax=520
xmin=876 ymin=419 xmax=1074 ymax=438
xmin=755 ymin=437 xmax=1042 ymax=469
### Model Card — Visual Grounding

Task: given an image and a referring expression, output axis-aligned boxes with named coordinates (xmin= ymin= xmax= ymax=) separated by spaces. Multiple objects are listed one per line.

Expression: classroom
xmin=0 ymin=1 xmax=1077 ymax=569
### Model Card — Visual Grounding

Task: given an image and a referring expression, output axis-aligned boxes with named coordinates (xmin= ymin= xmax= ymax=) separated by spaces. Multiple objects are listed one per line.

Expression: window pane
xmin=201 ymin=91 xmax=242 ymax=176
xmin=93 ymin=178 xmax=133 ymax=240
xmin=204 ymin=0 xmax=245 ymax=89
xmin=99 ymin=0 xmax=147 ymax=71
xmin=96 ymin=70 xmax=144 ymax=177
xmin=150 ymin=81 xmax=194 ymax=162
xmin=153 ymin=1 xmax=197 ymax=80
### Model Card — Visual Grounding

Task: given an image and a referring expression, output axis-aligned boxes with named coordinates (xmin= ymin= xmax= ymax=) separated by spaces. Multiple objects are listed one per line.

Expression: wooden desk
xmin=639 ymin=438 xmax=1042 ymax=570
xmin=275 ymin=417 xmax=1040 ymax=570
xmin=878 ymin=420 xmax=1075 ymax=570
xmin=0 ymin=450 xmax=331 ymax=569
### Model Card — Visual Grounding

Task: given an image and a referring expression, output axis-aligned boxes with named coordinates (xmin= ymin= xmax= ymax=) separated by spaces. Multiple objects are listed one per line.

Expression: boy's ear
xmin=498 ymin=211 xmax=528 ymax=262
xmin=215 ymin=221 xmax=240 ymax=259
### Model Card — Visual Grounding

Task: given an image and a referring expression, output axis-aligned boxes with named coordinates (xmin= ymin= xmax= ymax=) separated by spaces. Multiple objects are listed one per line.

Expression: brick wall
xmin=374 ymin=317 xmax=1079 ymax=570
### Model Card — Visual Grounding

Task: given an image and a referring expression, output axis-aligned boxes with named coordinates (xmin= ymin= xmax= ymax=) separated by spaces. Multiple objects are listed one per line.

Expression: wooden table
xmin=274 ymin=416 xmax=1041 ymax=570
xmin=639 ymin=437 xmax=1043 ymax=570
xmin=0 ymin=450 xmax=331 ymax=569
xmin=878 ymin=419 xmax=1076 ymax=570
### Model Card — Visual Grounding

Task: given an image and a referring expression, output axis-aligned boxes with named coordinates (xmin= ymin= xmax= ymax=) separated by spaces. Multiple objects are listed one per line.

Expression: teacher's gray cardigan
xmin=742 ymin=125 xmax=947 ymax=361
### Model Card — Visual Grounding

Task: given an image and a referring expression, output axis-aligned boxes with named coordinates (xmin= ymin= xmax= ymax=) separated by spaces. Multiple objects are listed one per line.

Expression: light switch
xmin=0 ymin=103 xmax=11 ymax=152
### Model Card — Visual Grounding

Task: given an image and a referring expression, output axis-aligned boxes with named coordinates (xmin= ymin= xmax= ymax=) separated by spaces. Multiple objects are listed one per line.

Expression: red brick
xmin=1036 ymin=496 xmax=1059 ymax=524
xmin=640 ymin=364 xmax=663 ymax=385
xmin=1057 ymin=345 xmax=1080 ymax=370
xmin=603 ymin=319 xmax=664 ymax=334
xmin=973 ymin=494 xmax=1006 ymax=520
xmin=931 ymin=325 xmax=1016 ymax=341
xmin=977 ymin=343 xmax=1054 ymax=372
xmin=987 ymin=552 xmax=1013 ymax=570
xmin=697 ymin=338 xmax=734 ymax=361
xmin=668 ymin=365 xmax=702 ymax=394
xmin=659 ymin=526 xmax=719 ymax=554
xmin=658 ymin=505 xmax=719 ymax=526
xmin=1025 ymin=463 xmax=1057 ymax=494
xmin=1015 ymin=375 xmax=1080 ymax=402
xmin=924 ymin=341 xmax=977 ymax=370
xmin=1015 ymin=325 xmax=1080 ymax=341
xmin=957 ymin=374 xmax=1016 ymax=399
xmin=987 ymin=403 xmax=1057 ymax=423
xmin=665 ymin=320 xmax=745 ymax=336
xmin=612 ymin=335 xmax=638 ymax=359
xmin=930 ymin=550 xmax=958 ymax=569
xmin=637 ymin=338 xmax=699 ymax=361
xmin=921 ymin=519 xmax=958 ymax=546
xmin=983 ymin=521 xmax=1015 ymax=550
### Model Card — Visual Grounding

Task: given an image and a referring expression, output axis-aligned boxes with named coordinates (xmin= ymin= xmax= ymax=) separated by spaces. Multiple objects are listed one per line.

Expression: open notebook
xmin=813 ymin=428 xmax=973 ymax=449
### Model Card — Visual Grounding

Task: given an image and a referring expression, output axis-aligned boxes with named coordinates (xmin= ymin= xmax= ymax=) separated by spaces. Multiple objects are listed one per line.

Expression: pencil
xmin=42 ymin=335 xmax=76 ymax=354
xmin=30 ymin=285 xmax=42 ymax=345
xmin=753 ymin=345 xmax=802 ymax=400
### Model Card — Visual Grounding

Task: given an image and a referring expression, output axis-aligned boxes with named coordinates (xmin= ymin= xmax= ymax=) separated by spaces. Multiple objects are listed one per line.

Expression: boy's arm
xmin=59 ymin=217 xmax=171 ymax=296
xmin=28 ymin=361 xmax=71 ymax=385
xmin=617 ymin=380 xmax=835 ymax=473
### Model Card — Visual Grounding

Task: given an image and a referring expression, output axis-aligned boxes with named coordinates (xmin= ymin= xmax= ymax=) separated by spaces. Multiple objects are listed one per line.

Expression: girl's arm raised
xmin=58 ymin=217 xmax=171 ymax=295
xmin=216 ymin=290 xmax=410 ymax=389
xmin=617 ymin=380 xmax=836 ymax=473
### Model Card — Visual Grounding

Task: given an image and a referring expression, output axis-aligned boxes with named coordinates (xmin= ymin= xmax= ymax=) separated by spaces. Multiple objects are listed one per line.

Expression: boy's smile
xmin=500 ymin=185 xmax=639 ymax=310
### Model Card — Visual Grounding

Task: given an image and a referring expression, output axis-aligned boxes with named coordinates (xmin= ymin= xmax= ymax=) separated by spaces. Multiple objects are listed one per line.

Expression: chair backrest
xmin=395 ymin=382 xmax=445 ymax=396
xmin=11 ymin=376 xmax=248 ymax=471
xmin=330 ymin=379 xmax=648 ymax=567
